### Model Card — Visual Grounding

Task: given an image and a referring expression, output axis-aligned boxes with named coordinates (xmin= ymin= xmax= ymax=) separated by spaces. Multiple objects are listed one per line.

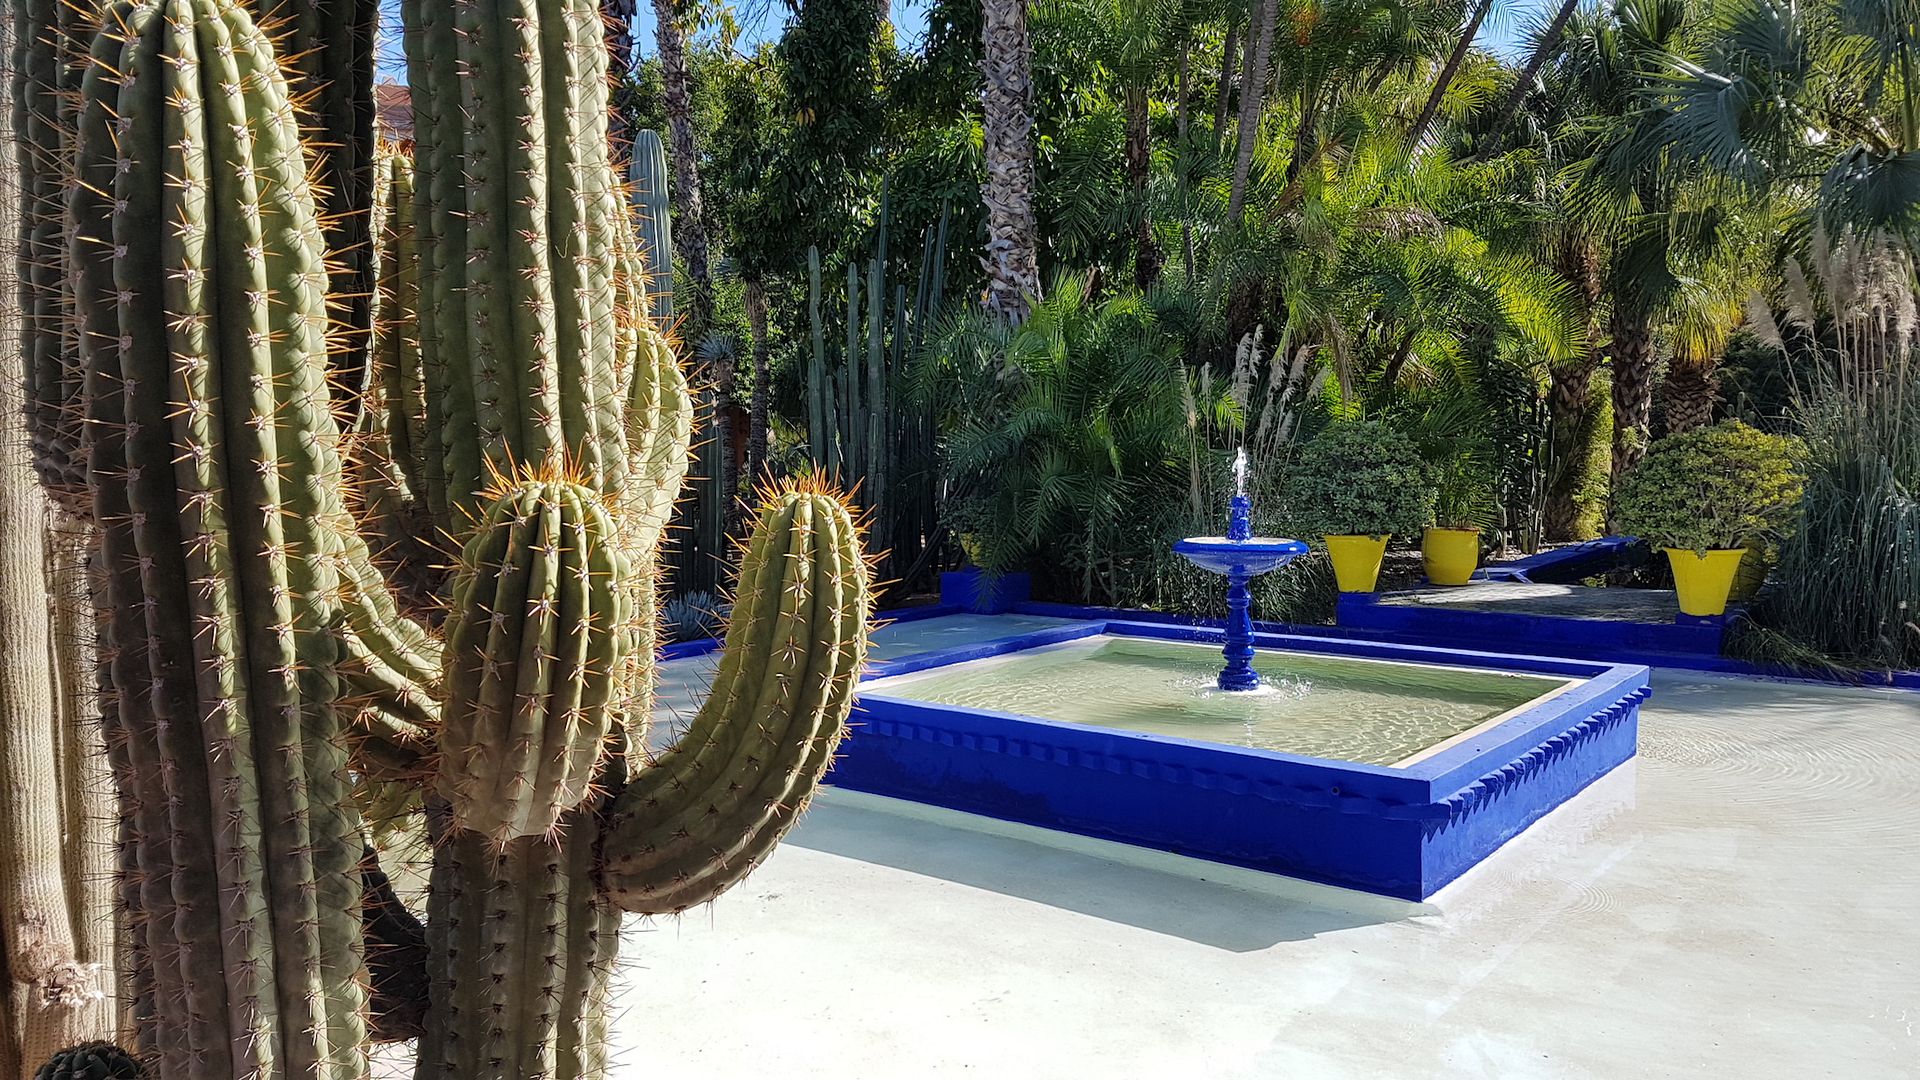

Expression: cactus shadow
xmin=783 ymin=791 xmax=1433 ymax=953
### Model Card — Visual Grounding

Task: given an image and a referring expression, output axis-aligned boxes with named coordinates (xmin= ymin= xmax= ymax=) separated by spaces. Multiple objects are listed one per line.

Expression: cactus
xmin=68 ymin=2 xmax=442 ymax=1075
xmin=9 ymin=5 xmax=872 ymax=1080
xmin=629 ymin=129 xmax=675 ymax=324
xmin=2 ymin=15 xmax=119 ymax=1079
xmin=436 ymin=477 xmax=631 ymax=843
xmin=268 ymin=0 xmax=380 ymax=405
xmin=12 ymin=0 xmax=89 ymax=510
xmin=29 ymin=1043 xmax=142 ymax=1080
xmin=802 ymin=195 xmax=952 ymax=581
xmin=603 ymin=485 xmax=869 ymax=912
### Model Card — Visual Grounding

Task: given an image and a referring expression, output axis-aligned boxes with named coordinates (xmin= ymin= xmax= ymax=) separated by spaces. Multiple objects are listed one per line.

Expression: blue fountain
xmin=1172 ymin=450 xmax=1309 ymax=691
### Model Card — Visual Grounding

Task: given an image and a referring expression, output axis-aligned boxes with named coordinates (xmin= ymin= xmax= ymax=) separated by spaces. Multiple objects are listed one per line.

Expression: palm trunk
xmin=1286 ymin=85 xmax=1318 ymax=183
xmin=1609 ymin=307 xmax=1657 ymax=489
xmin=1125 ymin=84 xmax=1161 ymax=290
xmin=1227 ymin=0 xmax=1279 ymax=224
xmin=606 ymin=0 xmax=640 ymax=155
xmin=1660 ymin=359 xmax=1720 ymax=434
xmin=745 ymin=279 xmax=771 ymax=481
xmin=1545 ymin=356 xmax=1599 ymax=540
xmin=981 ymin=0 xmax=1044 ymax=320
xmin=653 ymin=0 xmax=714 ymax=333
xmin=1211 ymin=21 xmax=1238 ymax=153
xmin=1407 ymin=0 xmax=1492 ymax=145
xmin=1484 ymin=0 xmax=1580 ymax=150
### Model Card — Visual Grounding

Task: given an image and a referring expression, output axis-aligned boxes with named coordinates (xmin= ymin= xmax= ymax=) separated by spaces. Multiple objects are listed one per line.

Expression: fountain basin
xmin=1171 ymin=536 xmax=1309 ymax=576
xmin=836 ymin=617 xmax=1648 ymax=900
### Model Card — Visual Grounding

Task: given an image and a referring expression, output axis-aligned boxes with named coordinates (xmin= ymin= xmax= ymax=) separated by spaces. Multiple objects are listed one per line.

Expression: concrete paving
xmin=606 ymin=634 xmax=1918 ymax=1079
xmin=1377 ymin=581 xmax=1683 ymax=622
xmin=380 ymin=616 xmax=1920 ymax=1078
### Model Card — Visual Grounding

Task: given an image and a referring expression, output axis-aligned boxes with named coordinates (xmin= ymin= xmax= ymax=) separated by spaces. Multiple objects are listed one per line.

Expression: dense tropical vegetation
xmin=618 ymin=0 xmax=1918 ymax=672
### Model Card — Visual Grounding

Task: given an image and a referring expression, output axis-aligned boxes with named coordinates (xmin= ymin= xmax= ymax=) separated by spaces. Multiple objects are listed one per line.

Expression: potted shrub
xmin=1614 ymin=421 xmax=1804 ymax=617
xmin=1423 ymin=459 xmax=1494 ymax=587
xmin=1280 ymin=421 xmax=1437 ymax=592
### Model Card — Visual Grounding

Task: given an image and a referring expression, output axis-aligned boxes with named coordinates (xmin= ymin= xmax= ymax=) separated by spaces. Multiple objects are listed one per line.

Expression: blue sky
xmin=376 ymin=0 xmax=1548 ymax=81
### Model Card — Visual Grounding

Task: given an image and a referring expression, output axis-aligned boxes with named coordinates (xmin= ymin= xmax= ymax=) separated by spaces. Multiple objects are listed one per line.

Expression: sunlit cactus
xmin=9 ymin=1 xmax=873 ymax=1078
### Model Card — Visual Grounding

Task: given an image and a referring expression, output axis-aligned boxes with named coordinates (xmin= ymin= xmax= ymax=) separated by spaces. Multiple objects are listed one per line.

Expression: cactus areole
xmin=28 ymin=0 xmax=874 ymax=1078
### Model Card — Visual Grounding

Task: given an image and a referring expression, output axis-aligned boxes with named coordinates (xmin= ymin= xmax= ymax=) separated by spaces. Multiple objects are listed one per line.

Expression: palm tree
xmin=1226 ymin=0 xmax=1277 ymax=224
xmin=981 ymin=0 xmax=1044 ymax=319
xmin=653 ymin=0 xmax=714 ymax=332
xmin=606 ymin=0 xmax=639 ymax=153
xmin=1560 ymin=0 xmax=1719 ymax=485
xmin=1482 ymin=0 xmax=1581 ymax=150
xmin=1407 ymin=0 xmax=1494 ymax=146
xmin=1088 ymin=0 xmax=1175 ymax=288
xmin=1658 ymin=237 xmax=1767 ymax=433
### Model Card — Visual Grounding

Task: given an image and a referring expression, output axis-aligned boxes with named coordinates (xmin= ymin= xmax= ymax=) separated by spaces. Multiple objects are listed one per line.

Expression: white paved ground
xmin=608 ymin=630 xmax=1918 ymax=1079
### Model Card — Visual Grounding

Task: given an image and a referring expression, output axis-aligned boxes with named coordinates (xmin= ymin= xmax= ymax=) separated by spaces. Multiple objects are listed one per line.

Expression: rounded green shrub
xmin=1614 ymin=421 xmax=1804 ymax=553
xmin=1278 ymin=421 xmax=1438 ymax=539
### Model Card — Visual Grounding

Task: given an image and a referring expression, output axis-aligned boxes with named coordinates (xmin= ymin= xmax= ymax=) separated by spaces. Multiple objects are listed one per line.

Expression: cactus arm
xmin=269 ymin=0 xmax=379 ymax=406
xmin=399 ymin=0 xmax=470 ymax=526
xmin=436 ymin=480 xmax=628 ymax=843
xmin=539 ymin=2 xmax=623 ymax=497
xmin=602 ymin=488 xmax=871 ymax=914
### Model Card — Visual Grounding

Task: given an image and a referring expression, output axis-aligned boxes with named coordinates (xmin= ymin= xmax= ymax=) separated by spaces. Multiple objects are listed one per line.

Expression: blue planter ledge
xmin=939 ymin=567 xmax=1032 ymax=614
xmin=1334 ymin=591 xmax=1729 ymax=665
xmin=836 ymin=615 xmax=1651 ymax=901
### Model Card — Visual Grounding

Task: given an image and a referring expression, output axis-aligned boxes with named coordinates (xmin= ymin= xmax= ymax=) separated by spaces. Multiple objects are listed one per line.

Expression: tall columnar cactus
xmin=69 ymin=2 xmax=436 ymax=1075
xmin=20 ymin=3 xmax=871 ymax=1079
xmin=269 ymin=0 xmax=380 ymax=405
xmin=12 ymin=0 xmax=89 ymax=510
xmin=629 ymin=129 xmax=675 ymax=324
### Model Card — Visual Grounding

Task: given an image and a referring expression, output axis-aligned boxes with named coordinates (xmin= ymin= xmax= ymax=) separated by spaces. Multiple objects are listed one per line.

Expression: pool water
xmin=863 ymin=636 xmax=1570 ymax=767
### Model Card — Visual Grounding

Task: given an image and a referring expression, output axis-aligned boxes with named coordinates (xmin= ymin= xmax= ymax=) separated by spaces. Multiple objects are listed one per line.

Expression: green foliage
xmin=921 ymin=276 xmax=1203 ymax=601
xmin=1738 ymin=230 xmax=1920 ymax=671
xmin=1612 ymin=421 xmax=1804 ymax=552
xmin=1277 ymin=421 xmax=1439 ymax=539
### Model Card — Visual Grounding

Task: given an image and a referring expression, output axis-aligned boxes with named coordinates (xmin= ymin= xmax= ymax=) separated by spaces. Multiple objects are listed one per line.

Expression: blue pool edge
xmin=830 ymin=614 xmax=1650 ymax=901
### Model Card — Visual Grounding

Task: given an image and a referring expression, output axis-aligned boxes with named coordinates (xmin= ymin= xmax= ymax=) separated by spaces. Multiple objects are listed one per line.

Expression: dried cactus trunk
xmin=1 ymin=14 xmax=117 ymax=1076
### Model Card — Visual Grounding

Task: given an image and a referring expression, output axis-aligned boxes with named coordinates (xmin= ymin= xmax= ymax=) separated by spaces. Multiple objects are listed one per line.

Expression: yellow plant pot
xmin=1422 ymin=527 xmax=1480 ymax=587
xmin=1325 ymin=534 xmax=1389 ymax=593
xmin=1664 ymin=547 xmax=1749 ymax=617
